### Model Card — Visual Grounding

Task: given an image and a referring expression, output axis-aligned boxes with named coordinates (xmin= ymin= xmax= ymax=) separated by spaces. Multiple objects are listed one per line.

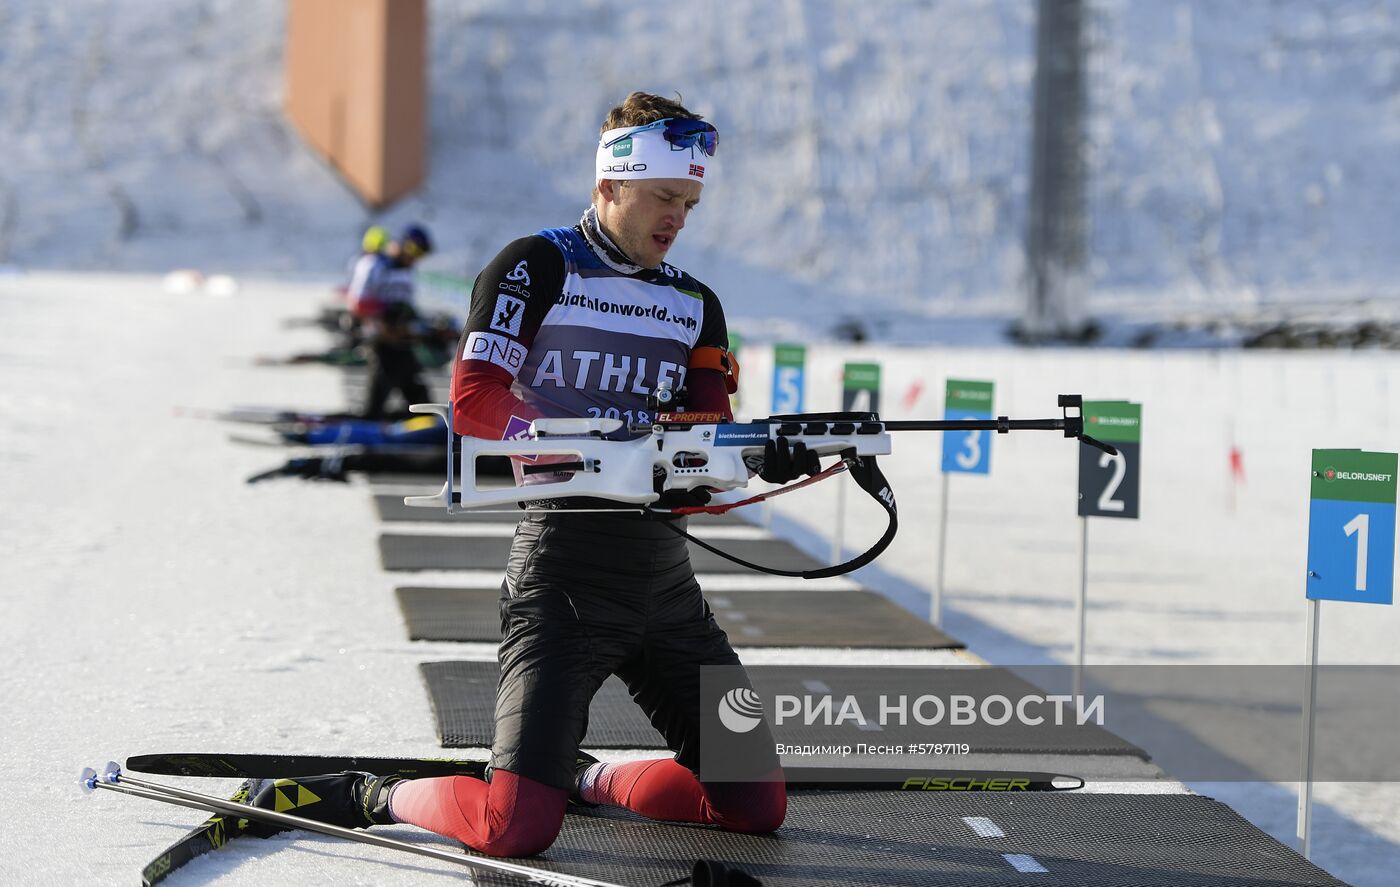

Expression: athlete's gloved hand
xmin=758 ymin=436 xmax=821 ymax=484
xmin=653 ymin=465 xmax=712 ymax=509
xmin=654 ymin=487 xmax=713 ymax=509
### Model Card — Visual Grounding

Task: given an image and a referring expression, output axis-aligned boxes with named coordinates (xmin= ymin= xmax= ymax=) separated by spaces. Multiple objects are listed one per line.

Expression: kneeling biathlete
xmin=255 ymin=92 xmax=810 ymax=856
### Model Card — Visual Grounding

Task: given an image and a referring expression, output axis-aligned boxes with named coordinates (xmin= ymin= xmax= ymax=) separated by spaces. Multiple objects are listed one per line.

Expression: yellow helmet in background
xmin=361 ymin=225 xmax=390 ymax=254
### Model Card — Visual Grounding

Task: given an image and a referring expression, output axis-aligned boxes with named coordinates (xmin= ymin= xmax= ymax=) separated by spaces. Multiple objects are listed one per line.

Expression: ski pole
xmin=80 ymin=762 xmax=632 ymax=887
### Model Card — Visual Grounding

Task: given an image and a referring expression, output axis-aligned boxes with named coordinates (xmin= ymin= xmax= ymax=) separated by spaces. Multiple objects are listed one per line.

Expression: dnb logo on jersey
xmin=491 ymin=294 xmax=526 ymax=336
xmin=463 ymin=331 xmax=527 ymax=372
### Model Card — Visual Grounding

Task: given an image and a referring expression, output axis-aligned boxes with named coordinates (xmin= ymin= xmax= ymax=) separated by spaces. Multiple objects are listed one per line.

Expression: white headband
xmin=595 ymin=126 xmax=713 ymax=184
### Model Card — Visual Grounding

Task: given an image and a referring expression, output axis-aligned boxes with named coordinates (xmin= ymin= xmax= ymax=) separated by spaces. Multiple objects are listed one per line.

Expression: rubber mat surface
xmin=398 ymin=586 xmax=963 ymax=649
xmin=422 ymin=661 xmax=648 ymax=748
xmin=420 ymin=661 xmax=1146 ymax=757
xmin=382 ymin=533 xmax=825 ymax=574
xmin=475 ymin=791 xmax=1346 ymax=887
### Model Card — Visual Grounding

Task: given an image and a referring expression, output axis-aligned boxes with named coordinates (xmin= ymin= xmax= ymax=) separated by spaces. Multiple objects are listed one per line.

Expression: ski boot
xmin=248 ymin=771 xmax=400 ymax=835
xmin=570 ymin=750 xmax=601 ymax=808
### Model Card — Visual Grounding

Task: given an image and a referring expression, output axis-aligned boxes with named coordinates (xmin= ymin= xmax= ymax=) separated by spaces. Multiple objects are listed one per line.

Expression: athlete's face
xmin=596 ymin=178 xmax=702 ymax=269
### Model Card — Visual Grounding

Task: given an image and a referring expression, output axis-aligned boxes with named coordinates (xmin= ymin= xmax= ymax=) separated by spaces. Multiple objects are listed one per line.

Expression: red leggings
xmin=389 ymin=761 xmax=786 ymax=857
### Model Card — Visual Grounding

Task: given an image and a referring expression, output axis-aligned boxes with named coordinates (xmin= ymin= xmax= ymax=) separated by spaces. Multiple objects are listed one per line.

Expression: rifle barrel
xmin=879 ymin=418 xmax=1065 ymax=432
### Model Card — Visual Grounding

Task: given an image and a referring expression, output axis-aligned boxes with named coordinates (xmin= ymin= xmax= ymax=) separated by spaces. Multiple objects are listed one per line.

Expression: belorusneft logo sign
xmin=951 ymin=388 xmax=992 ymax=402
xmin=1088 ymin=414 xmax=1139 ymax=429
xmin=717 ymin=689 xmax=1105 ymax=733
xmin=1323 ymin=467 xmax=1394 ymax=483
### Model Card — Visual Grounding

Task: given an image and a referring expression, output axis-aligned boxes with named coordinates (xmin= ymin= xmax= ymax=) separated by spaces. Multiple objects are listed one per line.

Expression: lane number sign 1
xmin=1307 ymin=449 xmax=1396 ymax=605
xmin=1078 ymin=401 xmax=1141 ymax=519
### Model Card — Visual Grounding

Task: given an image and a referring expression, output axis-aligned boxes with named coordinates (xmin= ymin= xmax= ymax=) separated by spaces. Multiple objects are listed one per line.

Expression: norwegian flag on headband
xmin=689 ymin=164 xmax=705 ymax=178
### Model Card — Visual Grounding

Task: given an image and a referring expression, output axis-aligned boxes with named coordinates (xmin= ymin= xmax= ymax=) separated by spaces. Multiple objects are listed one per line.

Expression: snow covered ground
xmin=3 ymin=272 xmax=1398 ymax=885
xmin=1 ymin=274 xmax=487 ymax=885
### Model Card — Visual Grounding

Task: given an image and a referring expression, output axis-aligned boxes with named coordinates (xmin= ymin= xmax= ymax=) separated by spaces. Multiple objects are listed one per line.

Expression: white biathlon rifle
xmin=405 ymin=394 xmax=1116 ymax=580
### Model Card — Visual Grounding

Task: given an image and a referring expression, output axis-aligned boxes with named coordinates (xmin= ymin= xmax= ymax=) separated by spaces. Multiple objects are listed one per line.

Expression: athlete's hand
xmin=758 ymin=437 xmax=821 ymax=484
xmin=653 ymin=465 xmax=713 ymax=508
xmin=654 ymin=487 xmax=713 ymax=509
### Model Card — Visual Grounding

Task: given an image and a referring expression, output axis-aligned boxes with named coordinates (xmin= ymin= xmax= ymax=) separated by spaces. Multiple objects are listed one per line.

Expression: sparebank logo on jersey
xmin=714 ymin=425 xmax=771 ymax=447
xmin=490 ymin=294 xmax=526 ymax=336
xmin=506 ymin=260 xmax=531 ymax=286
xmin=502 ymin=415 xmax=538 ymax=462
xmin=463 ymin=331 xmax=527 ymax=373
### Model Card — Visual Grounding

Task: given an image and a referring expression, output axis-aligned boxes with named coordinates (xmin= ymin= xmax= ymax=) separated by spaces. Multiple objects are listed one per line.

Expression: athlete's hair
xmin=593 ymin=92 xmax=704 ymax=202
xmin=599 ymin=91 xmax=702 ymax=133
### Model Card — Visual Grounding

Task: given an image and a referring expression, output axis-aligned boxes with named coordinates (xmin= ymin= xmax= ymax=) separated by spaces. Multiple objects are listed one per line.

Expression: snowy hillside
xmin=5 ymin=0 xmax=1400 ymax=338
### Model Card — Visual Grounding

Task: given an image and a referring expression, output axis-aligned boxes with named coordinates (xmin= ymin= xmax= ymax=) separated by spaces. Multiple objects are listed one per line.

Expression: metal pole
xmin=1297 ymin=598 xmax=1321 ymax=858
xmin=1074 ymin=516 xmax=1088 ymax=699
xmin=86 ymin=769 xmax=628 ymax=887
xmin=933 ymin=473 xmax=951 ymax=626
xmin=1024 ymin=0 xmax=1087 ymax=340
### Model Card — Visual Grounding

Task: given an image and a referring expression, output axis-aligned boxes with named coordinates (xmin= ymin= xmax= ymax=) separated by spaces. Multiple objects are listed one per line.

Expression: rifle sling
xmin=649 ymin=449 xmax=898 ymax=580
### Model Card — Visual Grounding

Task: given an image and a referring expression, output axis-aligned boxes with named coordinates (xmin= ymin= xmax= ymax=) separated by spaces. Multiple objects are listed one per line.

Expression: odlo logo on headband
xmin=603 ymin=162 xmax=648 ymax=173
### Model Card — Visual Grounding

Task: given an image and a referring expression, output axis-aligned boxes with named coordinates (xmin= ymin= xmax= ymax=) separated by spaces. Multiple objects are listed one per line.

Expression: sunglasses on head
xmin=601 ymin=118 xmax=718 ymax=157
